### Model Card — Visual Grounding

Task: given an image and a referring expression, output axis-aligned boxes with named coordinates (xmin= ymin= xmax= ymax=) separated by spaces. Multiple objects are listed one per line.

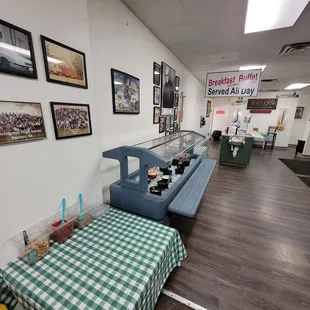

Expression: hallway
xmin=167 ymin=143 xmax=310 ymax=310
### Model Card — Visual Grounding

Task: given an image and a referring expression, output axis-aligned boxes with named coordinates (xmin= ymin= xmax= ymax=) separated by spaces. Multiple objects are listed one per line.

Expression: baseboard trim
xmin=162 ymin=289 xmax=209 ymax=310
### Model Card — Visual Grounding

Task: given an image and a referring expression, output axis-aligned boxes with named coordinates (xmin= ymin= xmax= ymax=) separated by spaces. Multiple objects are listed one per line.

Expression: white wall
xmin=210 ymin=97 xmax=231 ymax=133
xmin=289 ymin=94 xmax=310 ymax=145
xmin=0 ymin=0 xmax=102 ymax=266
xmin=0 ymin=0 xmax=206 ymax=266
xmin=87 ymin=0 xmax=208 ymax=197
xmin=210 ymin=92 xmax=299 ymax=147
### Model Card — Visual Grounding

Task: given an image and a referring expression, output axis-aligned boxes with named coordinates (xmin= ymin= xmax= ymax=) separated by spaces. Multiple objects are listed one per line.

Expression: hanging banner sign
xmin=247 ymin=98 xmax=278 ymax=110
xmin=205 ymin=69 xmax=261 ymax=98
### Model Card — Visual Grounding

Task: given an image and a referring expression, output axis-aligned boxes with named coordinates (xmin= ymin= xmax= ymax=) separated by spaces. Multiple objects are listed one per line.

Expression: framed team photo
xmin=50 ymin=102 xmax=92 ymax=140
xmin=0 ymin=101 xmax=46 ymax=145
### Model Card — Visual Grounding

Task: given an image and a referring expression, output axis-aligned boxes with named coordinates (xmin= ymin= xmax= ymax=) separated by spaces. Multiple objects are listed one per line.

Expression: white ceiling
xmin=122 ymin=0 xmax=310 ymax=92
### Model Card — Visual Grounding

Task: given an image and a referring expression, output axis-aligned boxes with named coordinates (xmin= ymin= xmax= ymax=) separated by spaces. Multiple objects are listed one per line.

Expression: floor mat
xmin=155 ymin=294 xmax=192 ymax=310
xmin=298 ymin=176 xmax=310 ymax=188
xmin=279 ymin=158 xmax=310 ymax=176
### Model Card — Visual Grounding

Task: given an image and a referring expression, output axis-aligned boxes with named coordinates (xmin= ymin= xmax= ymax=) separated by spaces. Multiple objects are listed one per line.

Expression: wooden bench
xmin=168 ymin=159 xmax=216 ymax=217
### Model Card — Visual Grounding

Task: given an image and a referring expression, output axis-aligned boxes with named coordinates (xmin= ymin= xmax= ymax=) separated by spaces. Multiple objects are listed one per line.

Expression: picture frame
xmin=0 ymin=19 xmax=37 ymax=79
xmin=166 ymin=116 xmax=171 ymax=131
xmin=206 ymin=100 xmax=212 ymax=117
xmin=153 ymin=86 xmax=160 ymax=105
xmin=174 ymin=93 xmax=179 ymax=108
xmin=153 ymin=62 xmax=161 ymax=86
xmin=161 ymin=62 xmax=176 ymax=115
xmin=175 ymin=76 xmax=180 ymax=92
xmin=295 ymin=107 xmax=304 ymax=119
xmin=170 ymin=116 xmax=174 ymax=129
xmin=159 ymin=116 xmax=166 ymax=133
xmin=153 ymin=107 xmax=160 ymax=124
xmin=174 ymin=108 xmax=178 ymax=121
xmin=0 ymin=101 xmax=46 ymax=145
xmin=268 ymin=126 xmax=278 ymax=134
xmin=50 ymin=102 xmax=92 ymax=140
xmin=41 ymin=35 xmax=88 ymax=89
xmin=174 ymin=122 xmax=179 ymax=132
xmin=111 ymin=68 xmax=140 ymax=114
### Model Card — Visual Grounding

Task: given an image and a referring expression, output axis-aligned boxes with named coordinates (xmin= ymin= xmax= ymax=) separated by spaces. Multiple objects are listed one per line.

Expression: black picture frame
xmin=295 ymin=107 xmax=304 ymax=119
xmin=41 ymin=35 xmax=88 ymax=89
xmin=174 ymin=122 xmax=179 ymax=132
xmin=50 ymin=102 xmax=92 ymax=140
xmin=0 ymin=19 xmax=37 ymax=79
xmin=0 ymin=101 xmax=46 ymax=145
xmin=175 ymin=76 xmax=180 ymax=92
xmin=159 ymin=116 xmax=166 ymax=133
xmin=166 ymin=116 xmax=171 ymax=131
xmin=153 ymin=86 xmax=160 ymax=105
xmin=174 ymin=108 xmax=178 ymax=121
xmin=153 ymin=62 xmax=160 ymax=86
xmin=111 ymin=68 xmax=140 ymax=114
xmin=174 ymin=93 xmax=179 ymax=108
xmin=206 ymin=100 xmax=211 ymax=117
xmin=153 ymin=107 xmax=160 ymax=124
xmin=161 ymin=62 xmax=176 ymax=115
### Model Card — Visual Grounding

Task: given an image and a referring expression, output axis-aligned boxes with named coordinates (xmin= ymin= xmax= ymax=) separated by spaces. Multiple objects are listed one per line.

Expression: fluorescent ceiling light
xmin=245 ymin=0 xmax=310 ymax=34
xmin=114 ymin=81 xmax=123 ymax=85
xmin=47 ymin=56 xmax=63 ymax=64
xmin=0 ymin=42 xmax=30 ymax=57
xmin=240 ymin=65 xmax=266 ymax=71
xmin=285 ymin=83 xmax=310 ymax=90
xmin=154 ymin=72 xmax=160 ymax=75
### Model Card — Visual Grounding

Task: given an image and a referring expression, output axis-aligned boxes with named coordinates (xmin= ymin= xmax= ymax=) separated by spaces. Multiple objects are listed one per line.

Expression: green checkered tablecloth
xmin=1 ymin=208 xmax=186 ymax=310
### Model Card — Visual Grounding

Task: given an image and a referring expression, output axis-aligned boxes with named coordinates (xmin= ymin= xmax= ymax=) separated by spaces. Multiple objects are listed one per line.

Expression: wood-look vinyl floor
xmin=165 ymin=142 xmax=310 ymax=310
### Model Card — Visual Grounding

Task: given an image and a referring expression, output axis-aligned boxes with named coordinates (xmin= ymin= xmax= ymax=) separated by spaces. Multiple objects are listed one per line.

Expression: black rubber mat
xmin=299 ymin=176 xmax=310 ymax=188
xmin=279 ymin=158 xmax=310 ymax=176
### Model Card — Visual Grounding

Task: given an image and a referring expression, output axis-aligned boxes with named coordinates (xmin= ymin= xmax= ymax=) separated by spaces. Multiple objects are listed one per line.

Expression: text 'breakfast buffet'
xmin=208 ymin=72 xmax=259 ymax=87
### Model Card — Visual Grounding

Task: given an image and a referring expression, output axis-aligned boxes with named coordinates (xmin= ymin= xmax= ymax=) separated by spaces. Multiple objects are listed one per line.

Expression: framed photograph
xmin=0 ymin=101 xmax=46 ymax=146
xmin=268 ymin=126 xmax=278 ymax=134
xmin=161 ymin=62 xmax=176 ymax=115
xmin=174 ymin=108 xmax=178 ymax=121
xmin=0 ymin=19 xmax=37 ymax=79
xmin=295 ymin=107 xmax=304 ymax=119
xmin=50 ymin=102 xmax=92 ymax=140
xmin=111 ymin=68 xmax=140 ymax=114
xmin=166 ymin=116 xmax=170 ymax=131
xmin=206 ymin=100 xmax=212 ymax=117
xmin=175 ymin=76 xmax=180 ymax=92
xmin=174 ymin=93 xmax=179 ymax=108
xmin=153 ymin=62 xmax=160 ymax=86
xmin=153 ymin=86 xmax=160 ymax=105
xmin=41 ymin=36 xmax=88 ymax=89
xmin=153 ymin=107 xmax=160 ymax=124
xmin=159 ymin=116 xmax=166 ymax=133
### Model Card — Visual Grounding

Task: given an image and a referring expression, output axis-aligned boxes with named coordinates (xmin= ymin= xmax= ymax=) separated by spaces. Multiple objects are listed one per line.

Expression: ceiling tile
xmin=123 ymin=0 xmax=310 ymax=88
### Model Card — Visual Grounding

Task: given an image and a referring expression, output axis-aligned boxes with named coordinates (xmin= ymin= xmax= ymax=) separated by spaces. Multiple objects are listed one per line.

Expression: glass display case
xmin=102 ymin=131 xmax=208 ymax=222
